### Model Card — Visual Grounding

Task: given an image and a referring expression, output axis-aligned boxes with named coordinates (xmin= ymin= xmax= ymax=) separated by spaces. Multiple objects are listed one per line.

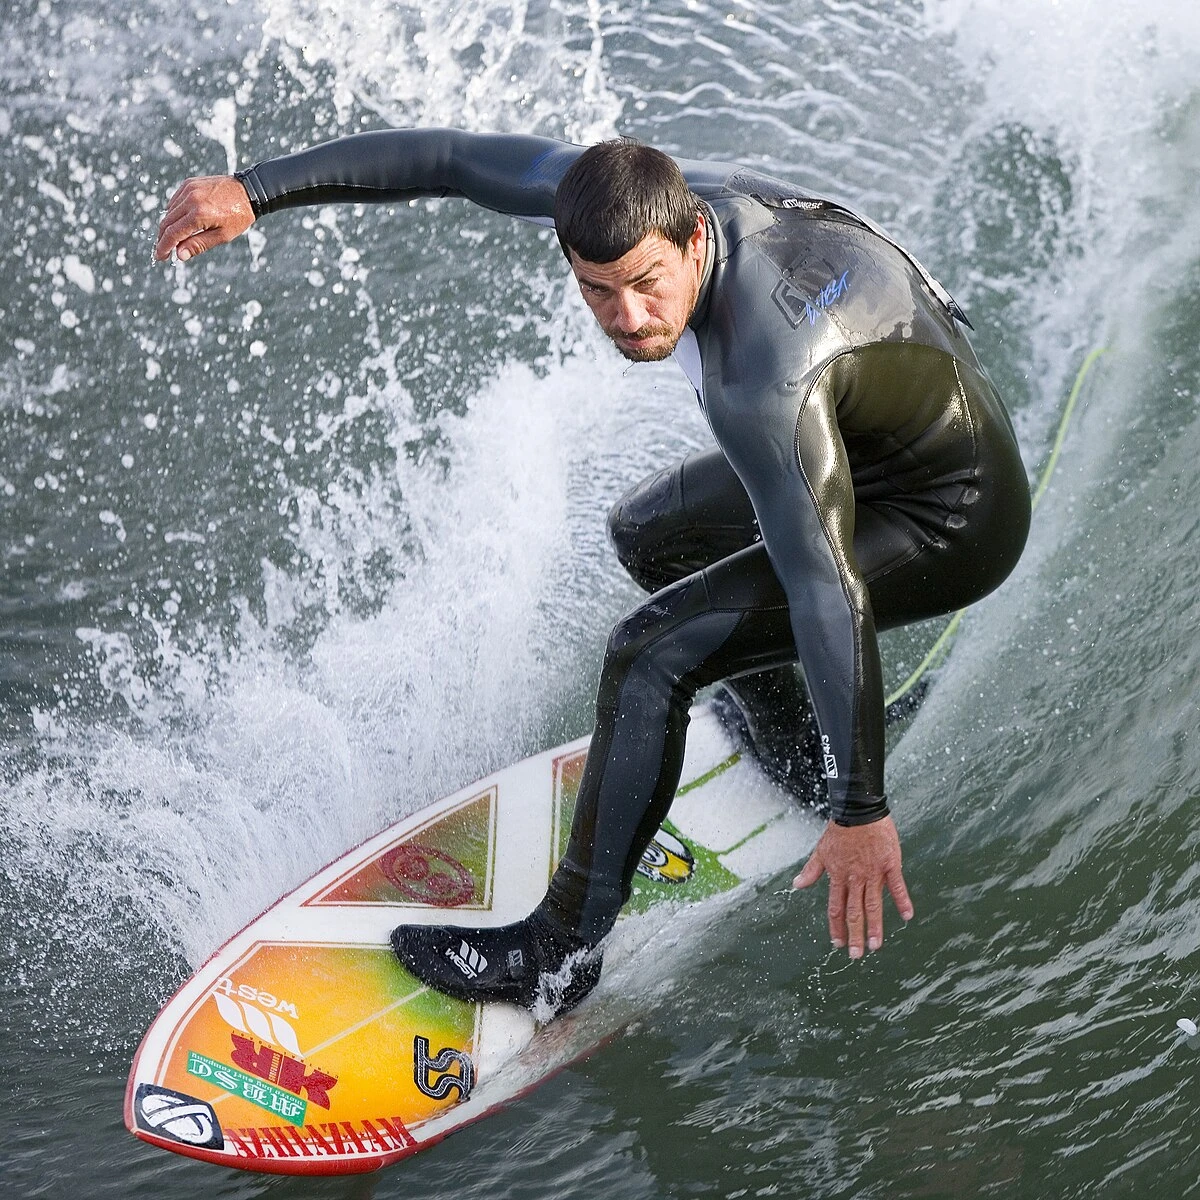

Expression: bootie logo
xmin=446 ymin=939 xmax=488 ymax=979
xmin=413 ymin=1035 xmax=475 ymax=1102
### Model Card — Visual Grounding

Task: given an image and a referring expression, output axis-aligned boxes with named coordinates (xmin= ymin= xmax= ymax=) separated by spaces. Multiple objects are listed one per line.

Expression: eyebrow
xmin=575 ymin=260 xmax=664 ymax=290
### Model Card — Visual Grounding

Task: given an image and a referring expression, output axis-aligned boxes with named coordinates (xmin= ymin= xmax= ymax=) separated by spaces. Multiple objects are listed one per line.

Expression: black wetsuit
xmin=237 ymin=129 xmax=1030 ymax=966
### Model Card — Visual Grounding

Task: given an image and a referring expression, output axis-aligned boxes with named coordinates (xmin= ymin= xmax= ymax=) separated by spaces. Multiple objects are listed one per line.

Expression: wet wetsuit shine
xmin=237 ymin=130 xmax=1030 ymax=948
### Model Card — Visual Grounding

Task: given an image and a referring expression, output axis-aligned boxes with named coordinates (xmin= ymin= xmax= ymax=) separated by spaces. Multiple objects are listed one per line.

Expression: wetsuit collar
xmin=688 ymin=200 xmax=719 ymax=331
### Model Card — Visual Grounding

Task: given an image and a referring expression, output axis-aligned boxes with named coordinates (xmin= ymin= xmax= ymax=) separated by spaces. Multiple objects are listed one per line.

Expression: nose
xmin=611 ymin=287 xmax=649 ymax=333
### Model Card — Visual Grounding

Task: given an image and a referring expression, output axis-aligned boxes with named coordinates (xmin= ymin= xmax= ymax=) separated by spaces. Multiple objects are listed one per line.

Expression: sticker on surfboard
xmin=636 ymin=829 xmax=695 ymax=884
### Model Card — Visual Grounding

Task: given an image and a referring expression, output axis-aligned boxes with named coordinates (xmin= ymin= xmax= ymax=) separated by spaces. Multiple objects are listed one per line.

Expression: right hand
xmin=792 ymin=815 xmax=913 ymax=958
xmin=154 ymin=175 xmax=256 ymax=263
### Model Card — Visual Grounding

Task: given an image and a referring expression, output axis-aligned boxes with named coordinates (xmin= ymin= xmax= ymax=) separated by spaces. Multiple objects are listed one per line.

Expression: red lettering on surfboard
xmin=299 ymin=1123 xmax=338 ymax=1156
xmin=374 ymin=1115 xmax=417 ymax=1148
xmin=225 ymin=1127 xmax=265 ymax=1158
xmin=229 ymin=1033 xmax=281 ymax=1083
xmin=276 ymin=1055 xmax=338 ymax=1109
xmin=318 ymin=1121 xmax=353 ymax=1155
xmin=258 ymin=1125 xmax=302 ymax=1157
xmin=361 ymin=1118 xmax=400 ymax=1152
xmin=229 ymin=1033 xmax=338 ymax=1109
xmin=225 ymin=1117 xmax=416 ymax=1159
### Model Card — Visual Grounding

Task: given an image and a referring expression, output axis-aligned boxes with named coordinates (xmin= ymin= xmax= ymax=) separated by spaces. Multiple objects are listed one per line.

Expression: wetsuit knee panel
xmin=602 ymin=574 xmax=704 ymax=669
xmin=606 ymin=464 xmax=682 ymax=576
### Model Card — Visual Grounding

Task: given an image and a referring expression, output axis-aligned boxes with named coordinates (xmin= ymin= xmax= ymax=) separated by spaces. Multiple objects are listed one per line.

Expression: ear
xmin=687 ymin=212 xmax=707 ymax=257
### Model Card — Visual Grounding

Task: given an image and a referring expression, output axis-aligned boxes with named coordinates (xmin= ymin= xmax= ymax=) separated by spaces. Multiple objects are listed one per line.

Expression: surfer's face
xmin=568 ymin=215 xmax=707 ymax=363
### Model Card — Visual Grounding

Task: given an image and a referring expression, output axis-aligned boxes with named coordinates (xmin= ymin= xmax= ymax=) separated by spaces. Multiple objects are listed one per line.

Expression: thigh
xmin=851 ymin=357 xmax=1031 ymax=631
xmin=671 ymin=542 xmax=799 ymax=691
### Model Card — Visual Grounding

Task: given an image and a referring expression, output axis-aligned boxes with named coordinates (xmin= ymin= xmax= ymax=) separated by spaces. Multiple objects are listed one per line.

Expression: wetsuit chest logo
xmin=772 ymin=270 xmax=850 ymax=329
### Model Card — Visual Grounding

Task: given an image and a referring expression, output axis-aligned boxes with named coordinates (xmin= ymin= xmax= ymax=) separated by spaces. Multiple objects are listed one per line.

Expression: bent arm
xmin=236 ymin=128 xmax=581 ymax=221
xmin=783 ymin=374 xmax=887 ymax=826
xmin=713 ymin=361 xmax=907 ymax=955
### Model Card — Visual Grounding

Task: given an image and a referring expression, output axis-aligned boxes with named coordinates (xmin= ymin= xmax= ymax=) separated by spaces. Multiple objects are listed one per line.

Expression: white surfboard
xmin=124 ymin=702 xmax=815 ymax=1175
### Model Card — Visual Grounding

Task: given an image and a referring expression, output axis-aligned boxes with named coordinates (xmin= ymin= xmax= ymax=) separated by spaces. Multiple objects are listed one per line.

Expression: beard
xmin=609 ymin=323 xmax=680 ymax=363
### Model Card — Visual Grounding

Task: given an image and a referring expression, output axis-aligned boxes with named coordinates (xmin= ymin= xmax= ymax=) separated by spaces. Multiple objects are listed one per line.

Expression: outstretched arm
xmin=155 ymin=128 xmax=582 ymax=263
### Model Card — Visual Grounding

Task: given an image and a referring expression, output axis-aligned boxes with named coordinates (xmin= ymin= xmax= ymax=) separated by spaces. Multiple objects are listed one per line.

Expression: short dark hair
xmin=554 ymin=140 xmax=700 ymax=264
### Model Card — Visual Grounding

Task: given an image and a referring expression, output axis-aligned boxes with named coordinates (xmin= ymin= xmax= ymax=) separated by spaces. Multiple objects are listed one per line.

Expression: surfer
xmin=156 ymin=130 xmax=1030 ymax=1014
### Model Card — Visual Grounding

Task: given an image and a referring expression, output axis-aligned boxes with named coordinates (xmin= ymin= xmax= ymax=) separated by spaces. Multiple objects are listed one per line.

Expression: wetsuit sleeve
xmin=788 ymin=377 xmax=888 ymax=825
xmin=710 ymin=367 xmax=887 ymax=827
xmin=234 ymin=128 xmax=582 ymax=221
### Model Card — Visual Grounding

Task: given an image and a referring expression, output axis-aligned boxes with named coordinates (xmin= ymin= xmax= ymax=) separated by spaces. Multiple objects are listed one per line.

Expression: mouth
xmin=612 ymin=328 xmax=677 ymax=363
xmin=615 ymin=324 xmax=672 ymax=348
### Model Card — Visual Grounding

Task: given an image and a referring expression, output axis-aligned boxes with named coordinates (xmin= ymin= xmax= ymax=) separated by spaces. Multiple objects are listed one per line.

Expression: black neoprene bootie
xmin=711 ymin=671 xmax=927 ymax=811
xmin=390 ymin=910 xmax=602 ymax=1016
xmin=710 ymin=677 xmax=828 ymax=811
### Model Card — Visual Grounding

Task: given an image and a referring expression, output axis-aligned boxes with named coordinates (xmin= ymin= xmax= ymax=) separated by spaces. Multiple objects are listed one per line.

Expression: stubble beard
xmin=604 ymin=276 xmax=700 ymax=363
xmin=612 ymin=327 xmax=679 ymax=362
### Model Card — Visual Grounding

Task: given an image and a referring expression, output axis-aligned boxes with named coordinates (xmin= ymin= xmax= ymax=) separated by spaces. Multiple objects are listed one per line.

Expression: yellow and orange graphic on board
xmin=307 ymin=788 xmax=497 ymax=909
xmin=156 ymin=942 xmax=477 ymax=1150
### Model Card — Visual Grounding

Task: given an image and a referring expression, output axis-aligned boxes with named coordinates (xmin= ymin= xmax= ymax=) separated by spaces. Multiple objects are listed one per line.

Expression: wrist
xmin=234 ymin=167 xmax=268 ymax=218
xmin=832 ymin=794 xmax=889 ymax=828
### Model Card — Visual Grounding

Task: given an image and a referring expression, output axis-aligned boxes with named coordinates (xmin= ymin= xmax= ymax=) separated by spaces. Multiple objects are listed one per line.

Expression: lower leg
xmin=392 ymin=573 xmax=740 ymax=1014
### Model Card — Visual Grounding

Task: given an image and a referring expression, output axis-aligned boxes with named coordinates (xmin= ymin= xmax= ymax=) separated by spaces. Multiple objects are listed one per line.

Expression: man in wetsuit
xmin=156 ymin=130 xmax=1030 ymax=1014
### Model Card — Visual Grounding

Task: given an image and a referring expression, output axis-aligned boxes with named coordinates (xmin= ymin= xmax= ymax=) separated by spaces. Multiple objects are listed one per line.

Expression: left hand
xmin=793 ymin=816 xmax=913 ymax=958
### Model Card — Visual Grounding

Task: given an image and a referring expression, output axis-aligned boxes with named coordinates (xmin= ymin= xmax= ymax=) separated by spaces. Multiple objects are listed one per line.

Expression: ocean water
xmin=2 ymin=0 xmax=1199 ymax=1196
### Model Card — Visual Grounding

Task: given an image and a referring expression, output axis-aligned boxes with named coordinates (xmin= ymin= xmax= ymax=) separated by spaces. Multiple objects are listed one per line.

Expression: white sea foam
xmin=5 ymin=337 xmax=704 ymax=965
xmin=254 ymin=0 xmax=622 ymax=141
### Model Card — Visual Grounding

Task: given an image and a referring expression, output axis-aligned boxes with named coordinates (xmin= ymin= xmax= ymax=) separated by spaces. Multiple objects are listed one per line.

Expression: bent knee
xmin=602 ymin=594 xmax=675 ymax=676
xmin=606 ymin=464 xmax=681 ymax=574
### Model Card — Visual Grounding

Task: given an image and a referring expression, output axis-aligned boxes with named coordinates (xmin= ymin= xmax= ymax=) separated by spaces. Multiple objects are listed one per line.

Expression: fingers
xmin=175 ymin=228 xmax=222 ymax=262
xmin=155 ymin=207 xmax=216 ymax=262
xmin=154 ymin=181 xmax=204 ymax=261
xmin=828 ymin=873 xmax=879 ymax=959
xmin=886 ymin=865 xmax=915 ymax=923
xmin=792 ymin=847 xmax=825 ymax=891
xmin=836 ymin=871 xmax=911 ymax=957
xmin=154 ymin=217 xmax=207 ymax=262
xmin=797 ymin=818 xmax=913 ymax=959
xmin=826 ymin=875 xmax=847 ymax=951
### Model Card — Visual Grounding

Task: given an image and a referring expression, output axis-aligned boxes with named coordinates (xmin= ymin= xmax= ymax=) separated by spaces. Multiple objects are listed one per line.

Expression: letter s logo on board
xmin=413 ymin=1035 xmax=474 ymax=1102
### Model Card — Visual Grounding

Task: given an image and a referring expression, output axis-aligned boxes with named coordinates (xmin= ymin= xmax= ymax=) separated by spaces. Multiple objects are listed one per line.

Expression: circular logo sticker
xmin=382 ymin=842 xmax=476 ymax=906
xmin=636 ymin=829 xmax=695 ymax=885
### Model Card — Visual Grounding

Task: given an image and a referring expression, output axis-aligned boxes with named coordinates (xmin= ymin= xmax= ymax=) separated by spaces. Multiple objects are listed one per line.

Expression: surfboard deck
xmin=124 ymin=702 xmax=816 ymax=1175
